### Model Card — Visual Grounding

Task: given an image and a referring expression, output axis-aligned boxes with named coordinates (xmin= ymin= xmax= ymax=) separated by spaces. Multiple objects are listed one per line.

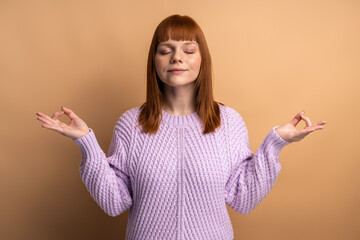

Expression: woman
xmin=36 ymin=15 xmax=326 ymax=239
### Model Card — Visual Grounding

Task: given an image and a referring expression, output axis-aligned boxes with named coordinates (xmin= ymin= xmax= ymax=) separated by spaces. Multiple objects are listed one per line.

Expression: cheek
xmin=154 ymin=57 xmax=159 ymax=67
xmin=197 ymin=56 xmax=202 ymax=69
xmin=155 ymin=57 xmax=166 ymax=72
xmin=191 ymin=55 xmax=202 ymax=71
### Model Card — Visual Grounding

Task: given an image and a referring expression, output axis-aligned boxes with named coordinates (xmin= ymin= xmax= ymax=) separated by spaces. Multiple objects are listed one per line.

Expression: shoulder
xmin=119 ymin=106 xmax=141 ymax=121
xmin=217 ymin=103 xmax=245 ymax=125
xmin=115 ymin=106 xmax=141 ymax=132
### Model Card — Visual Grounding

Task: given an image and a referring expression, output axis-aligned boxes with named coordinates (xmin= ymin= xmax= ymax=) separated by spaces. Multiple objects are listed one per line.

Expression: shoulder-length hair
xmin=138 ymin=14 xmax=224 ymax=135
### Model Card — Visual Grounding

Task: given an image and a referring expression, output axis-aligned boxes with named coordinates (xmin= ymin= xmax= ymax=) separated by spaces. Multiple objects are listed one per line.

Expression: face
xmin=154 ymin=39 xmax=202 ymax=87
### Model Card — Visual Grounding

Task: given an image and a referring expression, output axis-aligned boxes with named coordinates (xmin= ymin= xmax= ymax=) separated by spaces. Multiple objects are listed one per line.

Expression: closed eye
xmin=158 ymin=50 xmax=195 ymax=55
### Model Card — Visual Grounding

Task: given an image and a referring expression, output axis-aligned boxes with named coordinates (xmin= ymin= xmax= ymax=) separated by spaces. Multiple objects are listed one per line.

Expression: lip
xmin=168 ymin=68 xmax=187 ymax=74
xmin=168 ymin=68 xmax=187 ymax=72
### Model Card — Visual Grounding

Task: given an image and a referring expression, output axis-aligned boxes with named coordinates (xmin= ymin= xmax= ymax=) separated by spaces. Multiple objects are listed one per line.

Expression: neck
xmin=162 ymin=82 xmax=196 ymax=116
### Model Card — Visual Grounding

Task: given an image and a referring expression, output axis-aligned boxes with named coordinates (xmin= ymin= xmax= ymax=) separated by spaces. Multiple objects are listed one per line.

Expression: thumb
xmin=289 ymin=110 xmax=305 ymax=127
xmin=61 ymin=106 xmax=78 ymax=120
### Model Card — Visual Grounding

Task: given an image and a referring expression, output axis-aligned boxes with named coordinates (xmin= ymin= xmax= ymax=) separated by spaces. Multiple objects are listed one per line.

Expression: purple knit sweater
xmin=73 ymin=103 xmax=291 ymax=239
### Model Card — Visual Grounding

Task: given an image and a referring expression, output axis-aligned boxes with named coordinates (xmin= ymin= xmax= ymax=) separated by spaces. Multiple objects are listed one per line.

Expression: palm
xmin=54 ymin=116 xmax=87 ymax=137
xmin=275 ymin=111 xmax=326 ymax=143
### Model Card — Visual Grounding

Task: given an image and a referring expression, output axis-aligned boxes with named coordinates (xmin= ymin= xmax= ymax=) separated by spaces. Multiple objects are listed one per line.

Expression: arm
xmin=224 ymin=108 xmax=291 ymax=214
xmin=73 ymin=114 xmax=134 ymax=217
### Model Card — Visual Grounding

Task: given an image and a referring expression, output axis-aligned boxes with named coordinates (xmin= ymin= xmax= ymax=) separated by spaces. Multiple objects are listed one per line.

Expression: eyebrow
xmin=158 ymin=42 xmax=198 ymax=47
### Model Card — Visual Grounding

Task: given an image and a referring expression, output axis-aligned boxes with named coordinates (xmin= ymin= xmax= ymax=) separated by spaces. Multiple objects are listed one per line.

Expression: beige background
xmin=1 ymin=0 xmax=359 ymax=239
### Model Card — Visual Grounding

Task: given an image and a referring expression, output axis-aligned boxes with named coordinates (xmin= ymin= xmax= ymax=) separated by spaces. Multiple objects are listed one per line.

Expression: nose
xmin=170 ymin=49 xmax=182 ymax=63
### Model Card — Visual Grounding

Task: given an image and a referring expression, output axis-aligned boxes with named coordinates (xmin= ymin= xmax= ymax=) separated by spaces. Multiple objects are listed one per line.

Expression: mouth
xmin=168 ymin=68 xmax=187 ymax=73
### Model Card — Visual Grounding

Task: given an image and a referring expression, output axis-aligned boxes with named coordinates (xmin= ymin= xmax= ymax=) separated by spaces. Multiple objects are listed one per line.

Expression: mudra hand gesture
xmin=35 ymin=106 xmax=90 ymax=140
xmin=275 ymin=111 xmax=326 ymax=143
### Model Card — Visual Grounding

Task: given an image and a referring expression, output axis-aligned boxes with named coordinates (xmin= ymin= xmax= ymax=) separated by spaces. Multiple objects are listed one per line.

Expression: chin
xmin=164 ymin=80 xmax=196 ymax=87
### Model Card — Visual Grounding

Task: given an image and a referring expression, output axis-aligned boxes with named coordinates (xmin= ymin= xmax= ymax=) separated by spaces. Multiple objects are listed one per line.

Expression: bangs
xmin=155 ymin=15 xmax=199 ymax=44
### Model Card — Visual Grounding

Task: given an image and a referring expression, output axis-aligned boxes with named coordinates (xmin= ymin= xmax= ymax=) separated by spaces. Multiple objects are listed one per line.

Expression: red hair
xmin=138 ymin=14 xmax=224 ymax=135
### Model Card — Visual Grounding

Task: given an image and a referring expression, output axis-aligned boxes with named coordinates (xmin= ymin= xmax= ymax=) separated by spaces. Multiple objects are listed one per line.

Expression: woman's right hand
xmin=36 ymin=106 xmax=90 ymax=140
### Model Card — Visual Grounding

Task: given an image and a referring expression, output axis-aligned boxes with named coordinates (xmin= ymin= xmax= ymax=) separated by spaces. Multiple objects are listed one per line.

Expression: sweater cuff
xmin=266 ymin=126 xmax=292 ymax=156
xmin=72 ymin=128 xmax=104 ymax=159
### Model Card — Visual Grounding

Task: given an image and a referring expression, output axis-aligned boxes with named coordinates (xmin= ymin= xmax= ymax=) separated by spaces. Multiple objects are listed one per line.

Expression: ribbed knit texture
xmin=73 ymin=103 xmax=291 ymax=239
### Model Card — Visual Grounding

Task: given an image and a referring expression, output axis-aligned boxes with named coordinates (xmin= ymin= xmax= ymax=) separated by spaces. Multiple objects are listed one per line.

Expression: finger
xmin=37 ymin=115 xmax=57 ymax=126
xmin=41 ymin=123 xmax=62 ymax=132
xmin=61 ymin=106 xmax=78 ymax=120
xmin=291 ymin=122 xmax=325 ymax=141
xmin=312 ymin=121 xmax=327 ymax=130
xmin=289 ymin=111 xmax=305 ymax=127
xmin=52 ymin=111 xmax=65 ymax=120
xmin=314 ymin=120 xmax=326 ymax=126
xmin=40 ymin=112 xmax=59 ymax=124
xmin=305 ymin=124 xmax=323 ymax=132
xmin=297 ymin=127 xmax=315 ymax=136
xmin=300 ymin=114 xmax=312 ymax=127
xmin=36 ymin=111 xmax=51 ymax=120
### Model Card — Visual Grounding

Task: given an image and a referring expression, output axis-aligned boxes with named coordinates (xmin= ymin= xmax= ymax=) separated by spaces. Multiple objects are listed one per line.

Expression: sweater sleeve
xmin=72 ymin=113 xmax=134 ymax=217
xmin=224 ymin=107 xmax=291 ymax=214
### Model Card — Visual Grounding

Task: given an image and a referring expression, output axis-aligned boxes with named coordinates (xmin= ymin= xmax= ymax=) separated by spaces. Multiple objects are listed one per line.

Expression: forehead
xmin=157 ymin=40 xmax=198 ymax=47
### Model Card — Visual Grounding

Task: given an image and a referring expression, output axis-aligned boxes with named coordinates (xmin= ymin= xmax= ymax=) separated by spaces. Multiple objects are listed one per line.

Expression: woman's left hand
xmin=275 ymin=111 xmax=326 ymax=143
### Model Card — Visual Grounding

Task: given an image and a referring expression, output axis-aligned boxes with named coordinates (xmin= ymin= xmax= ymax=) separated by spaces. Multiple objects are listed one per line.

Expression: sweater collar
xmin=161 ymin=108 xmax=201 ymax=126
